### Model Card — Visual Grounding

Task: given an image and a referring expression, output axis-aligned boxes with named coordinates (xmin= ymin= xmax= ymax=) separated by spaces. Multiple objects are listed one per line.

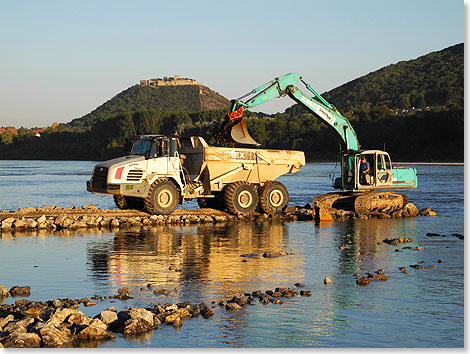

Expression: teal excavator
xmin=214 ymin=73 xmax=417 ymax=213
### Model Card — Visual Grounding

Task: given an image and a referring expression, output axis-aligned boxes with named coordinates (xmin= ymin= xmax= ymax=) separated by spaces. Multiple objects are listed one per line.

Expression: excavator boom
xmin=215 ymin=73 xmax=359 ymax=151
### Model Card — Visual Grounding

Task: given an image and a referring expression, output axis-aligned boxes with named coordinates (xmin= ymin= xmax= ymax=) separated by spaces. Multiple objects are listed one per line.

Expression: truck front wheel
xmin=258 ymin=181 xmax=289 ymax=214
xmin=223 ymin=182 xmax=258 ymax=215
xmin=113 ymin=195 xmax=145 ymax=211
xmin=144 ymin=179 xmax=179 ymax=215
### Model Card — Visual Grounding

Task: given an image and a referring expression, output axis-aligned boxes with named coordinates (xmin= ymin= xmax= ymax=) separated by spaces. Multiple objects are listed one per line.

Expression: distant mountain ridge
xmin=67 ymin=84 xmax=230 ymax=129
xmin=322 ymin=43 xmax=463 ymax=111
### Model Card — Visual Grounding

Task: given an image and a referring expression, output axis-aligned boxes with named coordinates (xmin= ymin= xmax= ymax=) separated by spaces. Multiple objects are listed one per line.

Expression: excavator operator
xmin=360 ymin=155 xmax=370 ymax=185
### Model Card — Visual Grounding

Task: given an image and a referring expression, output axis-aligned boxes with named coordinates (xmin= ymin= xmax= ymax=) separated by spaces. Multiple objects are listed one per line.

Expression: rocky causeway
xmin=0 ymin=201 xmax=437 ymax=234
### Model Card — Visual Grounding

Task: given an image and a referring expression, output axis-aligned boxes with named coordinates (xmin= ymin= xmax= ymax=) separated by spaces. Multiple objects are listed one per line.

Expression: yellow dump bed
xmin=180 ymin=137 xmax=305 ymax=192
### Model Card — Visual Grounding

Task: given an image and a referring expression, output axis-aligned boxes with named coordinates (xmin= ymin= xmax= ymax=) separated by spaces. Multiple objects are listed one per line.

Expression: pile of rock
xmin=0 ymin=201 xmax=438 ymax=235
xmin=355 ymin=269 xmax=389 ymax=286
xmin=0 ymin=281 xmax=326 ymax=348
xmin=240 ymin=250 xmax=295 ymax=259
xmin=0 ymin=214 xmax=235 ymax=233
xmin=382 ymin=237 xmax=414 ymax=245
xmin=285 ymin=201 xmax=438 ymax=222
xmin=0 ymin=298 xmax=214 ymax=348
xmin=218 ymin=286 xmax=312 ymax=310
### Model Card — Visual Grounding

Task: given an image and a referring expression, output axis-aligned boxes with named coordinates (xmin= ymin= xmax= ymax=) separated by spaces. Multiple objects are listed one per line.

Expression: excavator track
xmin=313 ymin=191 xmax=408 ymax=215
xmin=354 ymin=192 xmax=408 ymax=215
xmin=313 ymin=192 xmax=363 ymax=211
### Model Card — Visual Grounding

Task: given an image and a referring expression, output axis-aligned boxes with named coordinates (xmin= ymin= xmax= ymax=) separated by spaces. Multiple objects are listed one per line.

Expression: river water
xmin=0 ymin=161 xmax=464 ymax=348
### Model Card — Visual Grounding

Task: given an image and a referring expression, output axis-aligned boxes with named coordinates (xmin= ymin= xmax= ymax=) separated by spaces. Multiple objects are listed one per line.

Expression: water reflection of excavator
xmin=214 ymin=73 xmax=418 ymax=213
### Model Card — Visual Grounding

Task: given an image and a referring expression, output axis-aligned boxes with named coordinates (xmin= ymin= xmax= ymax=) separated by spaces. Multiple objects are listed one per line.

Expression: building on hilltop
xmin=140 ymin=75 xmax=201 ymax=87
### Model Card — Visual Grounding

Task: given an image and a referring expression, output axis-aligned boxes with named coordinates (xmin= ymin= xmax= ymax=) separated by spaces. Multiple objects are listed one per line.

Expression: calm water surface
xmin=0 ymin=161 xmax=464 ymax=347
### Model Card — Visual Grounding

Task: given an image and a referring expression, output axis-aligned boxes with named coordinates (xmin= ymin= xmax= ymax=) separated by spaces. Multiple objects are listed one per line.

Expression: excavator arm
xmin=214 ymin=73 xmax=359 ymax=151
xmin=285 ymin=83 xmax=359 ymax=151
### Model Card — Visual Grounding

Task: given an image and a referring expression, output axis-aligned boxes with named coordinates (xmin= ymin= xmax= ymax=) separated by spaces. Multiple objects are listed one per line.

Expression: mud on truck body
xmin=87 ymin=135 xmax=305 ymax=215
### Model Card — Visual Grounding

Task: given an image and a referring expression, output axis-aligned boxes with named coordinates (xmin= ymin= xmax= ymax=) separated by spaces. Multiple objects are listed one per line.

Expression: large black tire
xmin=223 ymin=182 xmax=258 ymax=216
xmin=197 ymin=193 xmax=226 ymax=211
xmin=114 ymin=195 xmax=127 ymax=209
xmin=144 ymin=179 xmax=179 ymax=215
xmin=113 ymin=195 xmax=145 ymax=211
xmin=258 ymin=181 xmax=289 ymax=215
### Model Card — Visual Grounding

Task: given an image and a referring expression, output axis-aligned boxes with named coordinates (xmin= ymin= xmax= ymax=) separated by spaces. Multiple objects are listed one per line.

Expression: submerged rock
xmin=356 ymin=277 xmax=370 ymax=286
xmin=240 ymin=253 xmax=261 ymax=259
xmin=410 ymin=264 xmax=437 ymax=270
xmin=382 ymin=237 xmax=413 ymax=245
xmin=225 ymin=302 xmax=242 ymax=310
xmin=367 ymin=274 xmax=388 ymax=281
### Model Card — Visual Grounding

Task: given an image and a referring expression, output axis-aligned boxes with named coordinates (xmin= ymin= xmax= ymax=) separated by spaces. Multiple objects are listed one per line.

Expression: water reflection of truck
xmin=87 ymin=135 xmax=305 ymax=215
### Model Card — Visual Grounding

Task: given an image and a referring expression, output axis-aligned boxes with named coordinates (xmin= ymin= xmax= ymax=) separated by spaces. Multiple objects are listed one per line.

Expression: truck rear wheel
xmin=223 ymin=182 xmax=258 ymax=215
xmin=113 ymin=195 xmax=145 ymax=211
xmin=258 ymin=181 xmax=289 ymax=215
xmin=144 ymin=179 xmax=179 ymax=215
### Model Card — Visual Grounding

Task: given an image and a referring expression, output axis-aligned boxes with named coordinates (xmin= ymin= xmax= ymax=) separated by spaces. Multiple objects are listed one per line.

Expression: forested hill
xmin=0 ymin=44 xmax=463 ymax=162
xmin=67 ymin=84 xmax=230 ymax=129
xmin=322 ymin=43 xmax=463 ymax=111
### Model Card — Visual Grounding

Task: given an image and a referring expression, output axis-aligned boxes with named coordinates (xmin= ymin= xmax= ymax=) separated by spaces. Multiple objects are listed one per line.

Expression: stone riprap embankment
xmin=0 ymin=283 xmax=316 ymax=348
xmin=0 ymin=202 xmax=438 ymax=234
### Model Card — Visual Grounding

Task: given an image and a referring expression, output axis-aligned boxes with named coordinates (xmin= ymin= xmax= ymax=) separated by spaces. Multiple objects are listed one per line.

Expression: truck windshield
xmin=131 ymin=140 xmax=152 ymax=156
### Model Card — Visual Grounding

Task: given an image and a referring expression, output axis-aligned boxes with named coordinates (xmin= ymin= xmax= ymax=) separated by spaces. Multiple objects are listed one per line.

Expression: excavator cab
xmin=337 ymin=150 xmax=394 ymax=191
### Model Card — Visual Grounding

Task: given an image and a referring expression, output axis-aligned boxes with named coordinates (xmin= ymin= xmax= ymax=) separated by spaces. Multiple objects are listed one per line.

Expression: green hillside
xmin=322 ymin=43 xmax=463 ymax=111
xmin=0 ymin=44 xmax=463 ymax=162
xmin=67 ymin=84 xmax=230 ymax=129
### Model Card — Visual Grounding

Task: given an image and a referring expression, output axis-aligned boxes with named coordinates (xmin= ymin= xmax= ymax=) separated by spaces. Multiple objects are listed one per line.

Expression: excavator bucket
xmin=230 ymin=119 xmax=260 ymax=146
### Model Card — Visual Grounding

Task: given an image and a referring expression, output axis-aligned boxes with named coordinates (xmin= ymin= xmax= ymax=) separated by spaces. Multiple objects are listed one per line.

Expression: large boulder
xmin=37 ymin=323 xmax=72 ymax=347
xmin=0 ymin=284 xmax=9 ymax=298
xmin=2 ymin=332 xmax=41 ymax=348
xmin=1 ymin=217 xmax=15 ymax=231
xmin=9 ymin=286 xmax=31 ymax=297
xmin=96 ymin=310 xmax=118 ymax=325
xmin=49 ymin=308 xmax=83 ymax=325
xmin=120 ymin=308 xmax=155 ymax=335
xmin=112 ymin=308 xmax=156 ymax=335
xmin=0 ymin=314 xmax=14 ymax=330
xmin=74 ymin=324 xmax=116 ymax=341
xmin=403 ymin=203 xmax=419 ymax=217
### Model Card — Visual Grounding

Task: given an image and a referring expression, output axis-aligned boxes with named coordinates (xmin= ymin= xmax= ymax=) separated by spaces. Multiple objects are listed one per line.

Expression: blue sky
xmin=0 ymin=0 xmax=463 ymax=128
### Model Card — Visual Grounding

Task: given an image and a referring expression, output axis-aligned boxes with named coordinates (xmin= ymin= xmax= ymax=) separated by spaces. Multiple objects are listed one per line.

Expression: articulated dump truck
xmin=87 ymin=135 xmax=305 ymax=215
